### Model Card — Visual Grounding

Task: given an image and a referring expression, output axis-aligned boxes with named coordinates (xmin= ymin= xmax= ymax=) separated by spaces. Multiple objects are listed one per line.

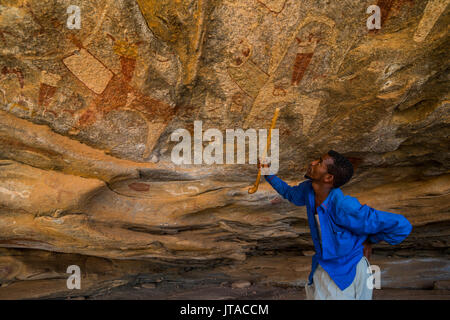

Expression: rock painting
xmin=413 ymin=0 xmax=450 ymax=43
xmin=375 ymin=0 xmax=415 ymax=28
xmin=256 ymin=0 xmax=288 ymax=14
xmin=63 ymin=49 xmax=114 ymax=95
xmin=239 ymin=15 xmax=337 ymax=135
xmin=1 ymin=67 xmax=24 ymax=89
xmin=135 ymin=0 xmax=207 ymax=86
xmin=294 ymin=95 xmax=322 ymax=135
xmin=227 ymin=39 xmax=269 ymax=99
xmin=128 ymin=182 xmax=150 ymax=192
xmin=67 ymin=37 xmax=176 ymax=158
xmin=38 ymin=71 xmax=61 ymax=111
xmin=291 ymin=35 xmax=319 ymax=86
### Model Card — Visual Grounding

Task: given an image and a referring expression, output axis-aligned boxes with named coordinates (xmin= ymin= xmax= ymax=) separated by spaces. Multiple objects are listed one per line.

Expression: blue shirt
xmin=265 ymin=174 xmax=413 ymax=291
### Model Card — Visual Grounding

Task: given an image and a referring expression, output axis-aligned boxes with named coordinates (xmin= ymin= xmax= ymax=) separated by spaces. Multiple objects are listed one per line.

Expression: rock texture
xmin=0 ymin=0 xmax=449 ymax=299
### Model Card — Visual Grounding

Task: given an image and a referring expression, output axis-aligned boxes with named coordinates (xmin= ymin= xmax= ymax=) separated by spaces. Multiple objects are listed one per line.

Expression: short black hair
xmin=326 ymin=150 xmax=354 ymax=188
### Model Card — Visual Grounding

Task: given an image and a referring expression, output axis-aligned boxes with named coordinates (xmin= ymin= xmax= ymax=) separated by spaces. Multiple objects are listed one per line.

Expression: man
xmin=258 ymin=150 xmax=412 ymax=300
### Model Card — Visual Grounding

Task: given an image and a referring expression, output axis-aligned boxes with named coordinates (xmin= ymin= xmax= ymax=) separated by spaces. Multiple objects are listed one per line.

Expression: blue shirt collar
xmin=311 ymin=186 xmax=338 ymax=211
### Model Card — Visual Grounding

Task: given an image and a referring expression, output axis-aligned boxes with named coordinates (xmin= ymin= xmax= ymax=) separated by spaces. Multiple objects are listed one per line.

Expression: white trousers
xmin=305 ymin=256 xmax=373 ymax=300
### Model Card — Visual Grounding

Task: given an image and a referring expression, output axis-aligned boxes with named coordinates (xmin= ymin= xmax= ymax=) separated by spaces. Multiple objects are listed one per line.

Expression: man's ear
xmin=324 ymin=173 xmax=334 ymax=185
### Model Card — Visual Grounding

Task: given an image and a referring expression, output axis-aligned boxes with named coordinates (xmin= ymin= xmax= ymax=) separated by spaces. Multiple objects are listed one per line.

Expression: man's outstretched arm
xmin=334 ymin=195 xmax=413 ymax=245
xmin=264 ymin=174 xmax=308 ymax=207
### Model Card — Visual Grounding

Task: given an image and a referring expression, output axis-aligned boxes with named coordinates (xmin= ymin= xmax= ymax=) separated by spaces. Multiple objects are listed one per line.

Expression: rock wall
xmin=0 ymin=0 xmax=449 ymax=299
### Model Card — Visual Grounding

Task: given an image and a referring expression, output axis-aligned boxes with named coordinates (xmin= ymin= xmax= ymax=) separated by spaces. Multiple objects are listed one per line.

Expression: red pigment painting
xmin=38 ymin=83 xmax=57 ymax=107
xmin=128 ymin=182 xmax=150 ymax=192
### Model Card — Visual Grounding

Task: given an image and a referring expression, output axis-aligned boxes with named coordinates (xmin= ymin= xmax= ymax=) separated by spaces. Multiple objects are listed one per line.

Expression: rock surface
xmin=0 ymin=0 xmax=449 ymax=299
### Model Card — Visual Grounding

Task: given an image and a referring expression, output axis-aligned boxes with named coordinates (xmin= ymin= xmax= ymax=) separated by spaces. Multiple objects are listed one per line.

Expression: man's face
xmin=305 ymin=153 xmax=334 ymax=185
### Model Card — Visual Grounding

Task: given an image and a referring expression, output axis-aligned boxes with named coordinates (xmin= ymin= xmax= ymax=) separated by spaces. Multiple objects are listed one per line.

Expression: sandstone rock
xmin=231 ymin=280 xmax=251 ymax=289
xmin=433 ymin=280 xmax=450 ymax=290
xmin=0 ymin=160 xmax=104 ymax=216
xmin=67 ymin=296 xmax=86 ymax=300
xmin=141 ymin=283 xmax=156 ymax=289
xmin=0 ymin=0 xmax=448 ymax=299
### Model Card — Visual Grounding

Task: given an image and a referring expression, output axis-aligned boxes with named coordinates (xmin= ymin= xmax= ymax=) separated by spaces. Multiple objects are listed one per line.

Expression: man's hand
xmin=257 ymin=158 xmax=270 ymax=170
xmin=363 ymin=240 xmax=372 ymax=261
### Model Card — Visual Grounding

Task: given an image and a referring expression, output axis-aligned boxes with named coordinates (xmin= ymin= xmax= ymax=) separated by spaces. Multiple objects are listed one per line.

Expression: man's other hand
xmin=363 ymin=240 xmax=372 ymax=261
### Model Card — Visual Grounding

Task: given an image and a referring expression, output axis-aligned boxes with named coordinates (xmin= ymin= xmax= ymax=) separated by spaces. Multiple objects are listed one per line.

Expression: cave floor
xmin=85 ymin=283 xmax=450 ymax=300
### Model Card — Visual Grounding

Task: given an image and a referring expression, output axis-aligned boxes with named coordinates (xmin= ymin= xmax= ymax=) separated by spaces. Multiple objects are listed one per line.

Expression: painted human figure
xmin=291 ymin=34 xmax=319 ymax=86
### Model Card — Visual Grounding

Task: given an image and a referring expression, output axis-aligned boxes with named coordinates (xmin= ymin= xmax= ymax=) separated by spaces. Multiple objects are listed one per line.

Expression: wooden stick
xmin=248 ymin=107 xmax=280 ymax=194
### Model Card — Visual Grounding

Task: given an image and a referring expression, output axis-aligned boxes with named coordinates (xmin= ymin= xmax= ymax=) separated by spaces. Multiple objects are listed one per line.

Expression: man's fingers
xmin=258 ymin=164 xmax=270 ymax=169
xmin=257 ymin=159 xmax=270 ymax=169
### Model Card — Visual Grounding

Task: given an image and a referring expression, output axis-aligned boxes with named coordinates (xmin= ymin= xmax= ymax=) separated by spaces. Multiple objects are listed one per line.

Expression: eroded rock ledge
xmin=0 ymin=0 xmax=449 ymax=299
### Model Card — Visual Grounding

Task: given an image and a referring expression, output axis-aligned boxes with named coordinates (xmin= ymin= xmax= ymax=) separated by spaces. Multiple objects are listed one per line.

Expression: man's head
xmin=304 ymin=150 xmax=354 ymax=188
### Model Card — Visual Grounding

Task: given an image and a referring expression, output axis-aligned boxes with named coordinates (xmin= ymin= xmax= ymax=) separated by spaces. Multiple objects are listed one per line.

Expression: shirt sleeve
xmin=264 ymin=175 xmax=307 ymax=206
xmin=334 ymin=195 xmax=413 ymax=245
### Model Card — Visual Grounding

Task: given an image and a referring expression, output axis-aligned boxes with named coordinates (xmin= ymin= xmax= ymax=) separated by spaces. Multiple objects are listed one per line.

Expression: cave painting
xmin=227 ymin=59 xmax=270 ymax=100
xmin=413 ymin=0 xmax=450 ymax=43
xmin=135 ymin=0 xmax=207 ymax=86
xmin=66 ymin=36 xmax=176 ymax=158
xmin=128 ymin=182 xmax=150 ymax=192
xmin=63 ymin=49 xmax=113 ymax=95
xmin=38 ymin=71 xmax=61 ymax=112
xmin=1 ymin=67 xmax=24 ymax=89
xmin=376 ymin=0 xmax=397 ymax=26
xmin=0 ymin=0 xmax=179 ymax=159
xmin=227 ymin=39 xmax=269 ymax=99
xmin=39 ymin=81 xmax=81 ymax=119
xmin=0 ymin=29 xmax=13 ymax=44
xmin=0 ymin=0 xmax=112 ymax=119
xmin=272 ymin=86 xmax=287 ymax=97
xmin=291 ymin=35 xmax=319 ymax=86
xmin=0 ymin=1 xmax=111 ymax=61
xmin=256 ymin=0 xmax=288 ymax=14
xmin=0 ymin=64 xmax=33 ymax=116
xmin=0 ymin=65 xmax=31 ymax=115
xmin=295 ymin=95 xmax=321 ymax=135
xmin=238 ymin=15 xmax=337 ymax=136
xmin=7 ymin=102 xmax=29 ymax=114
xmin=229 ymin=93 xmax=245 ymax=113
xmin=227 ymin=92 xmax=254 ymax=119
xmin=375 ymin=0 xmax=414 ymax=27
